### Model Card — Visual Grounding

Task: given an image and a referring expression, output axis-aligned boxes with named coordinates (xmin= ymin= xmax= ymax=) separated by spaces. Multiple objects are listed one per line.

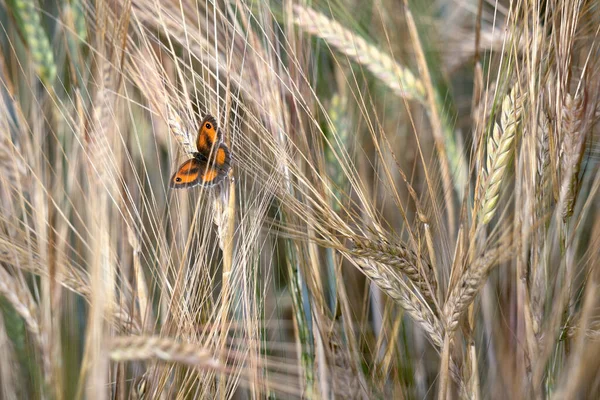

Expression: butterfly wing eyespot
xmin=196 ymin=115 xmax=222 ymax=155
xmin=170 ymin=158 xmax=204 ymax=189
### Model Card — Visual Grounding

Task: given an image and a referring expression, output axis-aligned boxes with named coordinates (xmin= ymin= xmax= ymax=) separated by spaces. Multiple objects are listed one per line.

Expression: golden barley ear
xmin=480 ymin=87 xmax=522 ymax=225
xmin=109 ymin=336 xmax=220 ymax=367
xmin=167 ymin=103 xmax=196 ymax=155
xmin=345 ymin=251 xmax=444 ymax=348
xmin=559 ymin=93 xmax=586 ymax=222
xmin=349 ymin=237 xmax=437 ymax=304
xmin=292 ymin=6 xmax=426 ymax=103
xmin=443 ymin=246 xmax=502 ymax=332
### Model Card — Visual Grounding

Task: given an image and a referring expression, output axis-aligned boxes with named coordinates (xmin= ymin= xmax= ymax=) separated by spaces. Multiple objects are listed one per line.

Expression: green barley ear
xmin=70 ymin=0 xmax=87 ymax=43
xmin=480 ymin=87 xmax=521 ymax=225
xmin=7 ymin=0 xmax=57 ymax=86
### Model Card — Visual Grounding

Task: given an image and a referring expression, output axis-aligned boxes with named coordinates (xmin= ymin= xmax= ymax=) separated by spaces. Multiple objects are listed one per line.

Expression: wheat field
xmin=0 ymin=0 xmax=599 ymax=398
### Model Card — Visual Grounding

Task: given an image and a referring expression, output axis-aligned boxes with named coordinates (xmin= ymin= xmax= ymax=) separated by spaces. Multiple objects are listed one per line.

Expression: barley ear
xmin=351 ymin=257 xmax=443 ymax=348
xmin=8 ymin=0 xmax=57 ymax=86
xmin=480 ymin=88 xmax=521 ymax=225
xmin=292 ymin=6 xmax=426 ymax=102
xmin=109 ymin=336 xmax=220 ymax=368
xmin=167 ymin=104 xmax=195 ymax=155
xmin=559 ymin=93 xmax=586 ymax=221
xmin=349 ymin=238 xmax=437 ymax=304
xmin=444 ymin=247 xmax=501 ymax=332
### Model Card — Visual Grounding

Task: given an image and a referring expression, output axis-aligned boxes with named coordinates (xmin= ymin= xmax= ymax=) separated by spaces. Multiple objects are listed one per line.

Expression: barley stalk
xmin=213 ymin=179 xmax=236 ymax=399
xmin=403 ymin=3 xmax=460 ymax=228
xmin=325 ymin=93 xmax=352 ymax=213
xmin=293 ymin=6 xmax=426 ymax=102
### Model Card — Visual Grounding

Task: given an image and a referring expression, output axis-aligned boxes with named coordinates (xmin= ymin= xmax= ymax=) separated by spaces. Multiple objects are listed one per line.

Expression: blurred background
xmin=0 ymin=0 xmax=599 ymax=398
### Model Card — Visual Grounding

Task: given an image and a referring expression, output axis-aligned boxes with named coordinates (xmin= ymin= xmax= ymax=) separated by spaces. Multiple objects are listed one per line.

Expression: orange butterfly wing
xmin=214 ymin=143 xmax=231 ymax=171
xmin=170 ymin=114 xmax=231 ymax=189
xmin=170 ymin=153 xmax=230 ymax=189
xmin=200 ymin=143 xmax=230 ymax=186
xmin=196 ymin=115 xmax=222 ymax=155
xmin=170 ymin=158 xmax=204 ymax=188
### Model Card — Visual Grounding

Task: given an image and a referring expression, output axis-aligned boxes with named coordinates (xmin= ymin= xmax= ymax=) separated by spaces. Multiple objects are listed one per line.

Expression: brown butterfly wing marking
xmin=196 ymin=143 xmax=231 ymax=187
xmin=196 ymin=115 xmax=222 ymax=155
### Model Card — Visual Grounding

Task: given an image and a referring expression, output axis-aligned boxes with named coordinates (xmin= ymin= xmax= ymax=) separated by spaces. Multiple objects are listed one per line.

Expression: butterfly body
xmin=170 ymin=115 xmax=231 ymax=189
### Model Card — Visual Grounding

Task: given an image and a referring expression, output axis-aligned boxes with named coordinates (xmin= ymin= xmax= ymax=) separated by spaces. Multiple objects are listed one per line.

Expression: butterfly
xmin=170 ymin=114 xmax=231 ymax=188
